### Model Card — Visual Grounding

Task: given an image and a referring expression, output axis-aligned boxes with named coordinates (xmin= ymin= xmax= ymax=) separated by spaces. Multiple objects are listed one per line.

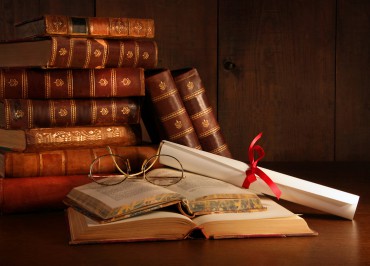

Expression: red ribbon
xmin=242 ymin=132 xmax=282 ymax=199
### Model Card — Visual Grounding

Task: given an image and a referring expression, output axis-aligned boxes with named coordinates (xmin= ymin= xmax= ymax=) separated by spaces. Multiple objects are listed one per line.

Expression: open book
xmin=64 ymin=168 xmax=265 ymax=223
xmin=66 ymin=196 xmax=317 ymax=244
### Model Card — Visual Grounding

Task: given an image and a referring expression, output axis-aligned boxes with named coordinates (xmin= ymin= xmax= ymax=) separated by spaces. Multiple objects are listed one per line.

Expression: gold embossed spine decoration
xmin=144 ymin=69 xmax=201 ymax=149
xmin=0 ymin=98 xmax=141 ymax=130
xmin=173 ymin=68 xmax=232 ymax=158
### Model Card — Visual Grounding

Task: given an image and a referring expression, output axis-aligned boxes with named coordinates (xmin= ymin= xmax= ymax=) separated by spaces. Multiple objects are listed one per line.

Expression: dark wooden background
xmin=0 ymin=0 xmax=369 ymax=162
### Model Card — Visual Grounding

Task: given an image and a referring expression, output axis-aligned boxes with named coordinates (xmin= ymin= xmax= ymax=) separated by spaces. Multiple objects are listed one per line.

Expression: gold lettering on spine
xmin=5 ymin=100 xmax=10 ymax=129
xmin=67 ymin=70 xmax=73 ymax=97
xmin=49 ymin=37 xmax=58 ymax=67
xmin=85 ymin=39 xmax=92 ymax=68
xmin=111 ymin=100 xmax=117 ymax=122
xmin=27 ymin=99 xmax=33 ymax=128
xmin=22 ymin=70 xmax=28 ymax=98
xmin=101 ymin=40 xmax=108 ymax=67
xmin=92 ymin=100 xmax=97 ymax=124
xmin=70 ymin=100 xmax=76 ymax=125
xmin=134 ymin=41 xmax=139 ymax=67
xmin=50 ymin=100 xmax=56 ymax=125
xmin=90 ymin=69 xmax=95 ymax=97
xmin=45 ymin=72 xmax=51 ymax=98
xmin=118 ymin=42 xmax=125 ymax=67
xmin=111 ymin=69 xmax=117 ymax=96
xmin=67 ymin=38 xmax=74 ymax=68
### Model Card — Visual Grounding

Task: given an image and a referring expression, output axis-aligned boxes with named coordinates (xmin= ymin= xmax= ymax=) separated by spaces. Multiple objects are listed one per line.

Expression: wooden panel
xmin=96 ymin=0 xmax=218 ymax=111
xmin=0 ymin=0 xmax=94 ymax=41
xmin=218 ymin=0 xmax=336 ymax=161
xmin=336 ymin=0 xmax=370 ymax=161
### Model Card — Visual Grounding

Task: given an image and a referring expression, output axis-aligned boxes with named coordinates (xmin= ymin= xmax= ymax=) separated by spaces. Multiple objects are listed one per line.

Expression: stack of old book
xmin=0 ymin=15 xmax=160 ymax=213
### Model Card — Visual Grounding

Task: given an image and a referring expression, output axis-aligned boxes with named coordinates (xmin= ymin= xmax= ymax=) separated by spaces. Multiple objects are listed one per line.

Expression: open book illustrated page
xmin=64 ymin=168 xmax=265 ymax=223
xmin=158 ymin=140 xmax=360 ymax=220
xmin=66 ymin=196 xmax=317 ymax=244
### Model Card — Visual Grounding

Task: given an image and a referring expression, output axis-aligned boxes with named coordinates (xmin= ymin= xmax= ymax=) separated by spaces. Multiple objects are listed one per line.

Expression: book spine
xmin=23 ymin=124 xmax=142 ymax=152
xmin=0 ymin=98 xmax=141 ymax=129
xmin=0 ymin=175 xmax=93 ymax=214
xmin=172 ymin=68 xmax=232 ymax=158
xmin=0 ymin=144 xmax=158 ymax=178
xmin=17 ymin=15 xmax=154 ymax=39
xmin=144 ymin=69 xmax=202 ymax=149
xmin=48 ymin=36 xmax=157 ymax=69
xmin=0 ymin=68 xmax=145 ymax=99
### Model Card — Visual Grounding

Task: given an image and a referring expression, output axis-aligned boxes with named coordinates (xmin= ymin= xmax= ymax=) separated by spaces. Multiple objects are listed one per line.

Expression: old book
xmin=0 ymin=36 xmax=157 ymax=69
xmin=65 ymin=168 xmax=265 ymax=223
xmin=0 ymin=98 xmax=141 ymax=130
xmin=14 ymin=15 xmax=154 ymax=40
xmin=0 ymin=124 xmax=141 ymax=152
xmin=172 ymin=68 xmax=232 ymax=158
xmin=0 ymin=144 xmax=158 ymax=177
xmin=66 ymin=196 xmax=316 ymax=244
xmin=0 ymin=175 xmax=93 ymax=214
xmin=143 ymin=69 xmax=201 ymax=149
xmin=0 ymin=68 xmax=145 ymax=99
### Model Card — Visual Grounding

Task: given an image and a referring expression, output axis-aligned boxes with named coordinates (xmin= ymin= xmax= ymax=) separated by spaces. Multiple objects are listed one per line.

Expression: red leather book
xmin=0 ymin=68 xmax=145 ymax=99
xmin=14 ymin=15 xmax=155 ymax=40
xmin=0 ymin=144 xmax=158 ymax=177
xmin=0 ymin=36 xmax=157 ymax=69
xmin=144 ymin=69 xmax=201 ymax=149
xmin=0 ymin=98 xmax=141 ymax=129
xmin=172 ymin=68 xmax=232 ymax=158
xmin=0 ymin=124 xmax=142 ymax=152
xmin=0 ymin=175 xmax=92 ymax=213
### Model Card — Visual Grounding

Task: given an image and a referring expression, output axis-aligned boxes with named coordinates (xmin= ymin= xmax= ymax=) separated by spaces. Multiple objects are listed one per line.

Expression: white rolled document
xmin=158 ymin=140 xmax=360 ymax=220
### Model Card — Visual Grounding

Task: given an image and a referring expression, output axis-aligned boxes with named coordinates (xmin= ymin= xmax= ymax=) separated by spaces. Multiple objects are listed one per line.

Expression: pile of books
xmin=0 ymin=15 xmax=160 ymax=213
xmin=0 ymin=14 xmax=232 ymax=214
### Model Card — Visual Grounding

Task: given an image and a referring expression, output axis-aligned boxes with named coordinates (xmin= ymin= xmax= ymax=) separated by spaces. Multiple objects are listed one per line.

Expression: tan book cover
xmin=14 ymin=15 xmax=155 ymax=39
xmin=0 ymin=124 xmax=141 ymax=152
xmin=0 ymin=36 xmax=157 ymax=69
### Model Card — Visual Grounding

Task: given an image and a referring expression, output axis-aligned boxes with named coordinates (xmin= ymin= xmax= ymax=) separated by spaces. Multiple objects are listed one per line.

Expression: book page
xmin=146 ymin=168 xmax=256 ymax=201
xmin=192 ymin=197 xmax=295 ymax=225
xmin=66 ymin=178 xmax=184 ymax=219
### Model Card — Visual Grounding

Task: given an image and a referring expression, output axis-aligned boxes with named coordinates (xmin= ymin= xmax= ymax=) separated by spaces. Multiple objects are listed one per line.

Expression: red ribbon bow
xmin=242 ymin=132 xmax=282 ymax=199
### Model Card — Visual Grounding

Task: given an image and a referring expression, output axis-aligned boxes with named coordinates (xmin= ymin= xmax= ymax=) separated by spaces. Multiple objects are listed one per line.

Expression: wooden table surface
xmin=1 ymin=162 xmax=369 ymax=266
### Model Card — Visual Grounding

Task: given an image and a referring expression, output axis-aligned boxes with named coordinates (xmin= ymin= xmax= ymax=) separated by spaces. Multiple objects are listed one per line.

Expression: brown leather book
xmin=0 ymin=98 xmax=141 ymax=130
xmin=0 ymin=36 xmax=158 ymax=69
xmin=0 ymin=175 xmax=94 ymax=213
xmin=144 ymin=69 xmax=201 ymax=149
xmin=172 ymin=68 xmax=232 ymax=158
xmin=0 ymin=68 xmax=145 ymax=99
xmin=14 ymin=15 xmax=155 ymax=40
xmin=0 ymin=124 xmax=142 ymax=152
xmin=0 ymin=144 xmax=158 ymax=177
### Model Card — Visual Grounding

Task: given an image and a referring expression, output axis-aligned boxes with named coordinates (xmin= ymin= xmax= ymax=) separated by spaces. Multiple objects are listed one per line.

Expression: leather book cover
xmin=172 ymin=68 xmax=232 ymax=158
xmin=0 ymin=68 xmax=145 ymax=99
xmin=0 ymin=98 xmax=141 ymax=129
xmin=0 ymin=175 xmax=94 ymax=214
xmin=144 ymin=69 xmax=201 ymax=149
xmin=0 ymin=37 xmax=158 ymax=69
xmin=0 ymin=144 xmax=158 ymax=178
xmin=14 ymin=15 xmax=155 ymax=39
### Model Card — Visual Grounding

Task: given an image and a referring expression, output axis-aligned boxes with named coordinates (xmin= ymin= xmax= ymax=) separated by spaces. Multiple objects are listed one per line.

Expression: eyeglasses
xmin=88 ymin=146 xmax=185 ymax=187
